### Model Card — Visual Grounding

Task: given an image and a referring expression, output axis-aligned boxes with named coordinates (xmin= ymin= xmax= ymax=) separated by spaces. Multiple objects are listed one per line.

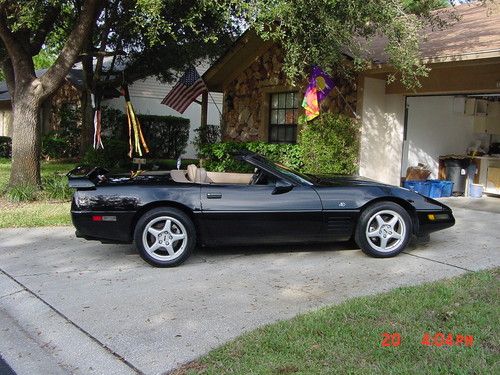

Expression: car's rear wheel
xmin=355 ymin=202 xmax=412 ymax=257
xmin=134 ymin=207 xmax=195 ymax=267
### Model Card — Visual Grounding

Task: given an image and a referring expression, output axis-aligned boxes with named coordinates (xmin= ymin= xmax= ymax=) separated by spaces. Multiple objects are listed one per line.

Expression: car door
xmin=200 ymin=177 xmax=323 ymax=246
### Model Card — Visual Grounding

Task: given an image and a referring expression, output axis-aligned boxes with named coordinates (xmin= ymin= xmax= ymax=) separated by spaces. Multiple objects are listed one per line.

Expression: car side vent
xmin=326 ymin=217 xmax=353 ymax=236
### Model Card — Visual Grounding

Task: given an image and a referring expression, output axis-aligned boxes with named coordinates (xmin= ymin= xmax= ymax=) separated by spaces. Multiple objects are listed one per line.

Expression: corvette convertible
xmin=68 ymin=152 xmax=455 ymax=267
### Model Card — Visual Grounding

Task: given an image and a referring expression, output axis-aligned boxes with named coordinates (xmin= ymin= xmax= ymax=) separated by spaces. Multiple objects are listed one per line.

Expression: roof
xmin=367 ymin=1 xmax=500 ymax=64
xmin=203 ymin=1 xmax=500 ymax=89
xmin=0 ymin=68 xmax=84 ymax=102
xmin=202 ymin=29 xmax=273 ymax=92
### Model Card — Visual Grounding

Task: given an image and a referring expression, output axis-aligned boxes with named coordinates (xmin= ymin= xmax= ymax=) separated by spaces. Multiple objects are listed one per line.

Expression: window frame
xmin=268 ymin=91 xmax=299 ymax=144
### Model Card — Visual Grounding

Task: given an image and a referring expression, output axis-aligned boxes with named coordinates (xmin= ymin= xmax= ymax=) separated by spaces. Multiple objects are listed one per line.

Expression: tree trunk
xmin=8 ymin=92 xmax=42 ymax=187
xmin=79 ymin=89 xmax=94 ymax=156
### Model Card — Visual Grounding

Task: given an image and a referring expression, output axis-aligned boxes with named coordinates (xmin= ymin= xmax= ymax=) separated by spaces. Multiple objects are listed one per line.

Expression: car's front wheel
xmin=134 ymin=207 xmax=195 ymax=267
xmin=355 ymin=202 xmax=412 ymax=257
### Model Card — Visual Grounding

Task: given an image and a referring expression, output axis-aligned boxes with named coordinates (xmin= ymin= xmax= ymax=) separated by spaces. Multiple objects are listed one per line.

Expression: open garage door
xmin=402 ymin=94 xmax=500 ymax=195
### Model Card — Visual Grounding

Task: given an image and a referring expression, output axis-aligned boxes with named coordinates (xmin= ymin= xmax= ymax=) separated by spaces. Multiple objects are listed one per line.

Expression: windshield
xmin=251 ymin=155 xmax=314 ymax=185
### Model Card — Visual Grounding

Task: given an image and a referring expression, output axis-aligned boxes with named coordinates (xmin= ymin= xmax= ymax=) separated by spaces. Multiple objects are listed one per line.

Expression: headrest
xmin=196 ymin=167 xmax=208 ymax=183
xmin=187 ymin=164 xmax=197 ymax=182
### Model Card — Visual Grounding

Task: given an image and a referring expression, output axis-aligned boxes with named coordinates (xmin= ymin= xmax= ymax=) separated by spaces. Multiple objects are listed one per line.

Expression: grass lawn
xmin=179 ymin=269 xmax=499 ymax=375
xmin=1 ymin=158 xmax=75 ymax=228
xmin=0 ymin=200 xmax=71 ymax=228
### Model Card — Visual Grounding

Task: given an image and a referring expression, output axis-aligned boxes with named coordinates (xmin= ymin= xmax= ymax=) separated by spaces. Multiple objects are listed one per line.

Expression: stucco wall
xmin=359 ymin=77 xmax=405 ymax=185
xmin=223 ymin=46 xmax=357 ymax=142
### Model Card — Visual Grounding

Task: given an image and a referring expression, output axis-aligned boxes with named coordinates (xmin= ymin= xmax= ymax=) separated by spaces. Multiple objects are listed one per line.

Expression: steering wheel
xmin=249 ymin=169 xmax=265 ymax=185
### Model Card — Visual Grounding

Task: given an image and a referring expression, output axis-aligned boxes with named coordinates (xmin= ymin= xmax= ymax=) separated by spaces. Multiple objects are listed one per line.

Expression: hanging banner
xmin=301 ymin=66 xmax=335 ymax=121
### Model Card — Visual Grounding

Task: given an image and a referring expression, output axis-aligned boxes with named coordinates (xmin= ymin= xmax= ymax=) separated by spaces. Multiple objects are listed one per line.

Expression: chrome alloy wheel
xmin=142 ymin=216 xmax=187 ymax=261
xmin=365 ymin=210 xmax=406 ymax=253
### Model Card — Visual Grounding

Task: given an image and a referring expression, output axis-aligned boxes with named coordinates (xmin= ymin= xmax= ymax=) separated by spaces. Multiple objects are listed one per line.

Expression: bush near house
xmin=42 ymin=104 xmax=81 ymax=159
xmin=300 ymin=113 xmax=360 ymax=175
xmin=193 ymin=124 xmax=221 ymax=155
xmin=0 ymin=136 xmax=11 ymax=158
xmin=200 ymin=114 xmax=359 ymax=175
xmin=199 ymin=141 xmax=303 ymax=173
xmin=140 ymin=114 xmax=190 ymax=159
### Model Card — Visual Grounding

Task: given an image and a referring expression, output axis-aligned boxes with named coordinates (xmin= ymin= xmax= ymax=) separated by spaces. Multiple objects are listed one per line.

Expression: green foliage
xmin=82 ymin=139 xmax=130 ymax=169
xmin=193 ymin=124 xmax=221 ymax=157
xmin=140 ymin=114 xmax=190 ymax=159
xmin=0 ymin=136 xmax=11 ymax=158
xmin=41 ymin=104 xmax=81 ymax=159
xmin=249 ymin=0 xmax=463 ymax=88
xmin=41 ymin=174 xmax=74 ymax=201
xmin=300 ymin=113 xmax=360 ymax=175
xmin=200 ymin=114 xmax=359 ymax=175
xmin=199 ymin=142 xmax=303 ymax=173
xmin=101 ymin=106 xmax=127 ymax=139
xmin=6 ymin=184 xmax=37 ymax=202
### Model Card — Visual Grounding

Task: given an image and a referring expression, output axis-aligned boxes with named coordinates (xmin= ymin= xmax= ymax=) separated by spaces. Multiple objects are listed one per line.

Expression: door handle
xmin=206 ymin=192 xmax=222 ymax=199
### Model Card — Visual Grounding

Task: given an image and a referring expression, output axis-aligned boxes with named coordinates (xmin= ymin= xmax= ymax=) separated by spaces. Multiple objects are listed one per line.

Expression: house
xmin=201 ymin=1 xmax=500 ymax=189
xmin=0 ymin=65 xmax=222 ymax=158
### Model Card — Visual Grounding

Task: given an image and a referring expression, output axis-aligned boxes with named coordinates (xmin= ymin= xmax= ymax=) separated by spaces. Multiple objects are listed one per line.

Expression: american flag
xmin=161 ymin=66 xmax=207 ymax=113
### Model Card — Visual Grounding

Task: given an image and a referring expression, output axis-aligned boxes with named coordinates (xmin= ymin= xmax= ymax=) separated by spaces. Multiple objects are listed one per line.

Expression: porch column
xmin=201 ymin=91 xmax=208 ymax=127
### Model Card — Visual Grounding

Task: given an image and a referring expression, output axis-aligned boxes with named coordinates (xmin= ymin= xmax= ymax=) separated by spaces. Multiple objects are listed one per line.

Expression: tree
xmin=248 ymin=0 xmax=471 ymax=87
xmin=0 ymin=0 xmax=101 ymax=187
xmin=76 ymin=0 xmax=239 ymax=155
xmin=0 ymin=0 xmax=240 ymax=188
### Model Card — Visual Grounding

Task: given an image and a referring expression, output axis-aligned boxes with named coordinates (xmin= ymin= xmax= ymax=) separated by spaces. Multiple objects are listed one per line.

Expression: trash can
xmin=443 ymin=158 xmax=470 ymax=196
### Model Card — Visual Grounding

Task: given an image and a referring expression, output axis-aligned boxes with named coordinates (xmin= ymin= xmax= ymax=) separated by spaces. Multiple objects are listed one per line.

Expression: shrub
xmin=6 ymin=184 xmax=37 ymax=202
xmin=199 ymin=114 xmax=359 ymax=175
xmin=299 ymin=113 xmax=360 ymax=175
xmin=193 ymin=124 xmax=221 ymax=156
xmin=82 ymin=139 xmax=130 ymax=169
xmin=139 ymin=115 xmax=190 ymax=159
xmin=42 ymin=134 xmax=69 ymax=159
xmin=42 ymin=174 xmax=74 ymax=201
xmin=42 ymin=104 xmax=81 ymax=159
xmin=199 ymin=141 xmax=303 ymax=172
xmin=101 ymin=106 xmax=127 ymax=139
xmin=0 ymin=136 xmax=11 ymax=158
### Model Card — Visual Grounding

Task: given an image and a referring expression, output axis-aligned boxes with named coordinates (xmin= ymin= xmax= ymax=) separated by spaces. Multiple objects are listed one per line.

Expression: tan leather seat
xmin=187 ymin=164 xmax=197 ymax=182
xmin=186 ymin=164 xmax=211 ymax=183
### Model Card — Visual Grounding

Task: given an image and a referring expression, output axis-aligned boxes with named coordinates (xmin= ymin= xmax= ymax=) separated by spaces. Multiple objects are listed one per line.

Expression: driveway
xmin=0 ymin=198 xmax=499 ymax=374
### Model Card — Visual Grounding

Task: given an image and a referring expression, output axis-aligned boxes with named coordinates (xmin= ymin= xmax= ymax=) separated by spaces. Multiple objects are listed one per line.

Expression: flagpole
xmin=334 ymin=86 xmax=360 ymax=119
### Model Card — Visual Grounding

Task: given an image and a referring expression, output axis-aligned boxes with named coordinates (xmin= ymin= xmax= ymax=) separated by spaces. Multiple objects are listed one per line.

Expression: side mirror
xmin=272 ymin=179 xmax=293 ymax=195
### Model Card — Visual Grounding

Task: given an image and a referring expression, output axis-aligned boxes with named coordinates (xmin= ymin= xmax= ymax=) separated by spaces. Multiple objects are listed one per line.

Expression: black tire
xmin=355 ymin=201 xmax=412 ymax=258
xmin=134 ymin=207 xmax=196 ymax=267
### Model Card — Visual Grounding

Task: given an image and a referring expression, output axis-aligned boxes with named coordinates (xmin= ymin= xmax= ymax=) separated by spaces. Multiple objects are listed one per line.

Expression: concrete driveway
xmin=0 ymin=198 xmax=499 ymax=374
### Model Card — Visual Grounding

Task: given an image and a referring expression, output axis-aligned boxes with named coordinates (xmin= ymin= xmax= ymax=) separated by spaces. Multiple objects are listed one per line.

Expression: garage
xmin=358 ymin=4 xmax=500 ymax=195
xmin=402 ymin=94 xmax=500 ymax=195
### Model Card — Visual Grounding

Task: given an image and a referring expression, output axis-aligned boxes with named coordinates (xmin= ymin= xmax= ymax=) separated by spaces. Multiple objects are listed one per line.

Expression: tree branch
xmin=30 ymin=5 xmax=61 ymax=55
xmin=1 ymin=57 xmax=15 ymax=99
xmin=39 ymin=0 xmax=102 ymax=98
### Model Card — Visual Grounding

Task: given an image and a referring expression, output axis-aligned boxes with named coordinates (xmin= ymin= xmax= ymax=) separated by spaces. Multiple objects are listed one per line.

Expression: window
xmin=269 ymin=92 xmax=298 ymax=143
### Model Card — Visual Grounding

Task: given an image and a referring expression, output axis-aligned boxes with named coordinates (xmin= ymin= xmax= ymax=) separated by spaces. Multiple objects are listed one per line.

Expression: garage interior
xmin=402 ymin=94 xmax=500 ymax=195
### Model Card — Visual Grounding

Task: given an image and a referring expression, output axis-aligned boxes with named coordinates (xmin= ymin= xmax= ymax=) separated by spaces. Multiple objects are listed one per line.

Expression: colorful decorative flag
xmin=302 ymin=66 xmax=335 ymax=121
xmin=161 ymin=66 xmax=207 ymax=114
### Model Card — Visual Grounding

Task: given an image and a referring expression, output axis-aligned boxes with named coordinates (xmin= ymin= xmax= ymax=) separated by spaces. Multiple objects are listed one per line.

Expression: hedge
xmin=200 ymin=113 xmax=359 ymax=175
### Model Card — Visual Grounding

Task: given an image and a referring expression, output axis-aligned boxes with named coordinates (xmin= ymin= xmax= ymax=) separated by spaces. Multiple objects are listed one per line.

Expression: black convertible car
xmin=68 ymin=152 xmax=455 ymax=267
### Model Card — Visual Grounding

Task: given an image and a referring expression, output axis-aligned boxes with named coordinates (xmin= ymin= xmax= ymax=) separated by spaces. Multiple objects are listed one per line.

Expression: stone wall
xmin=222 ymin=45 xmax=358 ymax=142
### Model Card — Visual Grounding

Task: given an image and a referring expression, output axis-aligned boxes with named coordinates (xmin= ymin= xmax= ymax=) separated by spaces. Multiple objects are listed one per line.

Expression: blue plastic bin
xmin=426 ymin=180 xmax=454 ymax=198
xmin=440 ymin=181 xmax=454 ymax=197
xmin=403 ymin=180 xmax=431 ymax=197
